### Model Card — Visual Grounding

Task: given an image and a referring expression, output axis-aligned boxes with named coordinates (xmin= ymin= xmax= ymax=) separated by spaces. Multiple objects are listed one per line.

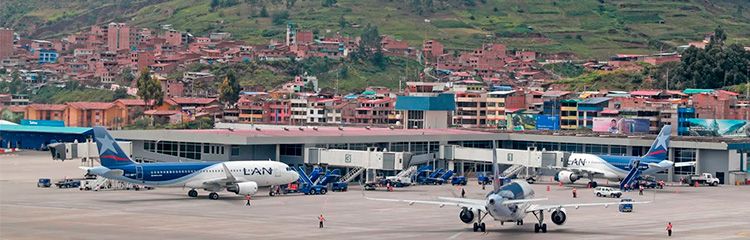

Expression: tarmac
xmin=1 ymin=151 xmax=749 ymax=240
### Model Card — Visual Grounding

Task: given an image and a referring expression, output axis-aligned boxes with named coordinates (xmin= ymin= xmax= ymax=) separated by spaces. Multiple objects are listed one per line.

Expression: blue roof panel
xmin=0 ymin=124 xmax=93 ymax=135
xmin=395 ymin=93 xmax=456 ymax=111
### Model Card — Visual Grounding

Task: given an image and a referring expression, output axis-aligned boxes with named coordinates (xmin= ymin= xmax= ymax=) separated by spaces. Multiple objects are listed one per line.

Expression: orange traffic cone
xmin=694 ymin=181 xmax=699 ymax=188
xmin=547 ymin=185 xmax=551 ymax=192
xmin=558 ymin=181 xmax=563 ymax=187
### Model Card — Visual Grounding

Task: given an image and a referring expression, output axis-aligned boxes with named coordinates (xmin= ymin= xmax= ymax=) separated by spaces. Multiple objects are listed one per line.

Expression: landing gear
xmin=516 ymin=220 xmax=524 ymax=225
xmin=188 ymin=189 xmax=198 ymax=198
xmin=588 ymin=181 xmax=598 ymax=188
xmin=472 ymin=209 xmax=488 ymax=232
xmin=531 ymin=210 xmax=548 ymax=233
xmin=208 ymin=192 xmax=219 ymax=200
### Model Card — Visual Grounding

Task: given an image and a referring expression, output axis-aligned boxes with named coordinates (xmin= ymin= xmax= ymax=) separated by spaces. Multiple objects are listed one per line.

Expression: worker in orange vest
xmin=319 ymin=214 xmax=326 ymax=228
xmin=666 ymin=222 xmax=672 ymax=236
xmin=245 ymin=195 xmax=251 ymax=206
xmin=572 ymin=187 xmax=577 ymax=198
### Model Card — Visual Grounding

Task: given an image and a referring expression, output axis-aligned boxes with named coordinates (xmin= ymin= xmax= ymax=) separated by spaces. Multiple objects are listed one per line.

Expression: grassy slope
xmin=4 ymin=0 xmax=749 ymax=59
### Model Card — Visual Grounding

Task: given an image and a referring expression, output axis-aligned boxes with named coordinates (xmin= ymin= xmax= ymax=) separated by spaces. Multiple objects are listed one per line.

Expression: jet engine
xmin=227 ymin=181 xmax=259 ymax=195
xmin=554 ymin=171 xmax=580 ymax=183
xmin=459 ymin=208 xmax=474 ymax=224
xmin=551 ymin=208 xmax=567 ymax=225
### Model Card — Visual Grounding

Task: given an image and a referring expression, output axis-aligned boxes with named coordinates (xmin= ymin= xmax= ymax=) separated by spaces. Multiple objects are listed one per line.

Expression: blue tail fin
xmin=643 ymin=125 xmax=671 ymax=160
xmin=92 ymin=126 xmax=135 ymax=168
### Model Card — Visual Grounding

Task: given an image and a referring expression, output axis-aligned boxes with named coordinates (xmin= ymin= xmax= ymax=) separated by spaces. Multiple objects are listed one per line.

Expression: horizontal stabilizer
xmin=674 ymin=161 xmax=696 ymax=168
xmin=101 ymin=169 xmax=124 ymax=178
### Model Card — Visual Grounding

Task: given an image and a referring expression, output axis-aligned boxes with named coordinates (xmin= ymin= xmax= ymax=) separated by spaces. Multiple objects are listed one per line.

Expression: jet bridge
xmin=440 ymin=145 xmax=566 ymax=178
xmin=304 ymin=147 xmax=408 ymax=183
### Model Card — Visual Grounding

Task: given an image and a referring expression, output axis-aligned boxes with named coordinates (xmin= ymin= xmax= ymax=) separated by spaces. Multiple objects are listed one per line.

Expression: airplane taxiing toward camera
xmin=366 ymin=141 xmax=650 ymax=233
xmin=87 ymin=127 xmax=299 ymax=200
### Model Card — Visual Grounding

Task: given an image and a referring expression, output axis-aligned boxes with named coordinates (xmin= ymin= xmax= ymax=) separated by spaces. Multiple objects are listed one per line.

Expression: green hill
xmin=2 ymin=0 xmax=750 ymax=59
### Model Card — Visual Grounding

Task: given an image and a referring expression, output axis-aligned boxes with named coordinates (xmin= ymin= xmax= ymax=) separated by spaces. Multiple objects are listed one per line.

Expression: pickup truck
xmin=689 ymin=173 xmax=720 ymax=186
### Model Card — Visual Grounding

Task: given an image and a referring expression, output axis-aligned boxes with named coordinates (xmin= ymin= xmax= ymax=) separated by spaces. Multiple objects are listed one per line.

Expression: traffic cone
xmin=558 ymin=181 xmax=563 ymax=187
xmin=547 ymin=185 xmax=551 ymax=192
xmin=694 ymin=181 xmax=699 ymax=188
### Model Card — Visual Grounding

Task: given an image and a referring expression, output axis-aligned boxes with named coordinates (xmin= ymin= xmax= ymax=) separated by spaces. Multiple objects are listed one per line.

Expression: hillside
xmin=2 ymin=0 xmax=749 ymax=59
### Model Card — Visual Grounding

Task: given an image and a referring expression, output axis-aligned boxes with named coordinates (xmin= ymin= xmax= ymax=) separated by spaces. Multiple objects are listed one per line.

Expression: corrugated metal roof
xmin=578 ymin=97 xmax=611 ymax=105
xmin=0 ymin=124 xmax=92 ymax=134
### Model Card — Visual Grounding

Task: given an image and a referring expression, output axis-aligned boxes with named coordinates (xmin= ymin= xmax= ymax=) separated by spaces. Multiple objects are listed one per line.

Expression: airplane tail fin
xmin=92 ymin=126 xmax=135 ymax=168
xmin=492 ymin=140 xmax=500 ymax=191
xmin=643 ymin=125 xmax=671 ymax=160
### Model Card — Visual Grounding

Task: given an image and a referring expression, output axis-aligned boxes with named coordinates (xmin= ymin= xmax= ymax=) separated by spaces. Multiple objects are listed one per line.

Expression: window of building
xmin=390 ymin=142 xmax=408 ymax=152
xmin=586 ymin=144 xmax=607 ymax=155
xmin=280 ymin=144 xmax=303 ymax=156
xmin=231 ymin=146 xmax=240 ymax=156
xmin=610 ymin=145 xmax=627 ymax=156
xmin=673 ymin=148 xmax=696 ymax=175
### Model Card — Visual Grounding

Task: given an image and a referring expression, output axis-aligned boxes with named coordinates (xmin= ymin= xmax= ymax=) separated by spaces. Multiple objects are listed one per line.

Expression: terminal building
xmin=107 ymin=123 xmax=750 ymax=185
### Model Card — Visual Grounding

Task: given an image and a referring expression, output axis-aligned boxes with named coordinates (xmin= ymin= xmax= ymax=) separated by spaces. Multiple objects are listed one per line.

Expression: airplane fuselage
xmin=89 ymin=161 xmax=299 ymax=189
xmin=486 ymin=181 xmax=535 ymax=221
xmin=565 ymin=153 xmax=671 ymax=180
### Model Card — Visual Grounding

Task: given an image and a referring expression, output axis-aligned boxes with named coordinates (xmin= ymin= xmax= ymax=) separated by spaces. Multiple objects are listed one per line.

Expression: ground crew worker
xmin=572 ymin=187 xmax=577 ymax=198
xmin=666 ymin=222 xmax=672 ymax=236
xmin=639 ymin=185 xmax=644 ymax=195
xmin=245 ymin=195 xmax=251 ymax=206
xmin=461 ymin=188 xmax=466 ymax=198
xmin=319 ymin=214 xmax=325 ymax=228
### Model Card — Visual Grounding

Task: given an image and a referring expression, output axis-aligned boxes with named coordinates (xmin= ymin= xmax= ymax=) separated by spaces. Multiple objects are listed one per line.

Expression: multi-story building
xmin=576 ymin=97 xmax=611 ymax=128
xmin=453 ymin=92 xmax=486 ymax=128
xmin=25 ymin=104 xmax=66 ymax=121
xmin=65 ymin=102 xmax=123 ymax=128
xmin=107 ymin=23 xmax=131 ymax=51
xmin=0 ymin=28 xmax=13 ymax=61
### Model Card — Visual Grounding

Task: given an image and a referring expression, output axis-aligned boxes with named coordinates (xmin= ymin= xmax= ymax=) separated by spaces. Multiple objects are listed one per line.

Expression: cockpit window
xmin=286 ymin=167 xmax=294 ymax=171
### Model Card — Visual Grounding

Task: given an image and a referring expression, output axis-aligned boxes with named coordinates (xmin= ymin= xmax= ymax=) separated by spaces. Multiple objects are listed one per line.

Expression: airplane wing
xmin=526 ymin=200 xmax=651 ymax=212
xmin=674 ymin=161 xmax=696 ymax=168
xmin=437 ymin=197 xmax=548 ymax=206
xmin=366 ymin=196 xmax=486 ymax=211
xmin=195 ymin=163 xmax=240 ymax=190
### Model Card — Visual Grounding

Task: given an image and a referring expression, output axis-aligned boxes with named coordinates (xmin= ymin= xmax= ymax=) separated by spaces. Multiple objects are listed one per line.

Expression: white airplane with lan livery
xmin=87 ymin=127 xmax=299 ymax=200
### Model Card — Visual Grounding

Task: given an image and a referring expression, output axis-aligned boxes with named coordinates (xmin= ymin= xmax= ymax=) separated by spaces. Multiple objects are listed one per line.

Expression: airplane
xmin=366 ymin=141 xmax=649 ymax=233
xmin=87 ymin=127 xmax=300 ymax=200
xmin=553 ymin=125 xmax=694 ymax=188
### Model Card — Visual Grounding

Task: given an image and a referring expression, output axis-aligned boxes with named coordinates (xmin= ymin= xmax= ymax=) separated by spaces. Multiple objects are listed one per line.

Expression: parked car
xmin=618 ymin=198 xmax=633 ymax=212
xmin=594 ymin=186 xmax=622 ymax=198
xmin=37 ymin=178 xmax=51 ymax=188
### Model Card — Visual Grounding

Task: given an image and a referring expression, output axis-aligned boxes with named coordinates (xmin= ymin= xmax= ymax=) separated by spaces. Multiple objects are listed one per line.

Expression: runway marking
xmin=448 ymin=232 xmax=463 ymax=239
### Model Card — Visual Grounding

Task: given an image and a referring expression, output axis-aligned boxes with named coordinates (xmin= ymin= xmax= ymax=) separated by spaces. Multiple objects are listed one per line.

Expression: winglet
xmin=221 ymin=163 xmax=237 ymax=181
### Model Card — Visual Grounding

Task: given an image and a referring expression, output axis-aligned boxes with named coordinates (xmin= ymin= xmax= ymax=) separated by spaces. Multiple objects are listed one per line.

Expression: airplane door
xmin=136 ymin=165 xmax=143 ymax=180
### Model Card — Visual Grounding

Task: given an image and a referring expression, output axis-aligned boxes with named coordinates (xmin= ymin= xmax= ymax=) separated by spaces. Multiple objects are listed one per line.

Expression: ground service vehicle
xmin=689 ymin=173 xmax=720 ymax=186
xmin=619 ymin=198 xmax=633 ymax=212
xmin=37 ymin=178 xmax=51 ymax=188
xmin=594 ymin=187 xmax=622 ymax=198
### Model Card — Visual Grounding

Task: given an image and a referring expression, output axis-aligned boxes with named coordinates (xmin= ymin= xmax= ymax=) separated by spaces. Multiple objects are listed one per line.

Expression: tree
xmin=113 ymin=88 xmax=130 ymax=100
xmin=672 ymin=26 xmax=750 ymax=89
xmin=118 ymin=68 xmax=135 ymax=85
xmin=136 ymin=68 xmax=163 ymax=110
xmin=218 ymin=70 xmax=241 ymax=106
xmin=359 ymin=24 xmax=382 ymax=57
xmin=210 ymin=0 xmax=220 ymax=10
xmin=272 ymin=11 xmax=290 ymax=25
xmin=322 ymin=0 xmax=337 ymax=7
xmin=372 ymin=48 xmax=386 ymax=69
xmin=339 ymin=15 xmax=346 ymax=29
xmin=286 ymin=0 xmax=296 ymax=9
xmin=259 ymin=6 xmax=269 ymax=17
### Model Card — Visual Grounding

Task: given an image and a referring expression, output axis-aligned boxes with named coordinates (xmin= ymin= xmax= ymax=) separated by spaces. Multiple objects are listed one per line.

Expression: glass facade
xmin=610 ymin=145 xmax=627 ymax=156
xmin=673 ymin=148 xmax=696 ymax=175
xmin=144 ymin=140 xmax=203 ymax=160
